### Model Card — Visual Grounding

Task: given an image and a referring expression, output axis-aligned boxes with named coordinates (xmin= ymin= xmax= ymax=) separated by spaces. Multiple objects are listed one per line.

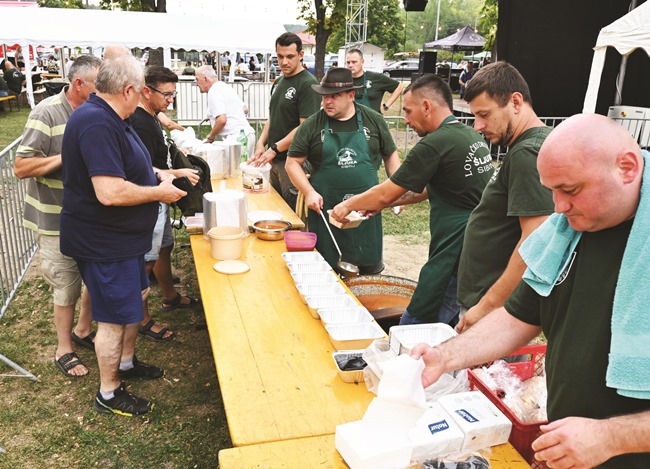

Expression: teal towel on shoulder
xmin=519 ymin=213 xmax=582 ymax=297
xmin=606 ymin=151 xmax=650 ymax=399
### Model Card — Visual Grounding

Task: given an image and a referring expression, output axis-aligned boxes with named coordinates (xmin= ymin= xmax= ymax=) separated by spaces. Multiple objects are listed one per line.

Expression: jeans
xmin=399 ymin=275 xmax=460 ymax=327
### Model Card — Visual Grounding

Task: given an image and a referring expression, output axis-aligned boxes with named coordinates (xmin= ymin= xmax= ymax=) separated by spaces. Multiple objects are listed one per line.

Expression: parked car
xmin=382 ymin=59 xmax=419 ymax=78
xmin=324 ymin=53 xmax=339 ymax=72
xmin=302 ymin=54 xmax=316 ymax=74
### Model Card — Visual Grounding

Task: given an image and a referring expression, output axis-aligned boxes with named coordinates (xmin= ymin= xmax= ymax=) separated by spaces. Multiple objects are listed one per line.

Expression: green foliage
xmin=37 ymin=0 xmax=84 ymax=7
xmin=328 ymin=0 xmax=403 ymax=55
xmin=98 ymin=0 xmax=164 ymax=12
xmin=478 ymin=0 xmax=498 ymax=52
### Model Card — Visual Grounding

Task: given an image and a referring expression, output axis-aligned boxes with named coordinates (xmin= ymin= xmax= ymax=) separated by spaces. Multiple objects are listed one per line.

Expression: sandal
xmin=138 ymin=319 xmax=176 ymax=342
xmin=161 ymin=292 xmax=201 ymax=311
xmin=55 ymin=352 xmax=88 ymax=378
xmin=71 ymin=331 xmax=96 ymax=351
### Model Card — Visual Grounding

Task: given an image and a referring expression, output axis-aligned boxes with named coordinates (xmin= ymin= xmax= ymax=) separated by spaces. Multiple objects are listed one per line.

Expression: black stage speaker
xmin=404 ymin=0 xmax=428 ymax=11
xmin=419 ymin=51 xmax=437 ymax=74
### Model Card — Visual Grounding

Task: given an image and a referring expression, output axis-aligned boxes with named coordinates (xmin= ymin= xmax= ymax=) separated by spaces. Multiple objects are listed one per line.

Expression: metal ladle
xmin=319 ymin=209 xmax=360 ymax=277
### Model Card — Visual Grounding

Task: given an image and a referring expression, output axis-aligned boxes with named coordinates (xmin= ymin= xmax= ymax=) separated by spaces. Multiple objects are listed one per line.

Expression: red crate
xmin=468 ymin=344 xmax=548 ymax=468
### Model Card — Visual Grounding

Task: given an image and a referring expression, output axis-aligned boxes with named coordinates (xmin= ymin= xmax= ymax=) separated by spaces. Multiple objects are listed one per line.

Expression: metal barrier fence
xmin=0 ymin=137 xmax=37 ymax=320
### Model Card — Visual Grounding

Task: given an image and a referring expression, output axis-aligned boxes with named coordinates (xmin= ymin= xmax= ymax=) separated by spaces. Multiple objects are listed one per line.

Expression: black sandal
xmin=138 ymin=319 xmax=176 ymax=342
xmin=161 ymin=292 xmax=201 ymax=311
xmin=71 ymin=331 xmax=96 ymax=351
xmin=55 ymin=352 xmax=88 ymax=378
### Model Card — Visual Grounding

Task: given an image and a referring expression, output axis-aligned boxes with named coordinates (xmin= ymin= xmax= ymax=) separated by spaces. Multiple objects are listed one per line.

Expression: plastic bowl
xmin=284 ymin=231 xmax=317 ymax=251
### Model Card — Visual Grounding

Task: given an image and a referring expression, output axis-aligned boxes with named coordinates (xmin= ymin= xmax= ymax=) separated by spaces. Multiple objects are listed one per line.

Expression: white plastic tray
xmin=388 ymin=323 xmax=457 ymax=355
xmin=318 ymin=306 xmax=374 ymax=326
xmin=290 ymin=271 xmax=338 ymax=285
xmin=304 ymin=294 xmax=357 ymax=319
xmin=286 ymin=261 xmax=332 ymax=274
xmin=325 ymin=322 xmax=386 ymax=350
xmin=281 ymin=251 xmax=325 ymax=267
xmin=296 ymin=282 xmax=346 ymax=304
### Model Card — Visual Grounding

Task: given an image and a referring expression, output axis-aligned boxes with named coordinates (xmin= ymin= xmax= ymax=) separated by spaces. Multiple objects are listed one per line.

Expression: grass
xmin=0 ymin=102 xmax=430 ymax=468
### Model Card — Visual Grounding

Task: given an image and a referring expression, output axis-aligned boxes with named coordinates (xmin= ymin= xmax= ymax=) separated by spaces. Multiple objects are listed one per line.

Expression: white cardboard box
xmin=335 ymin=420 xmax=413 ymax=469
xmin=437 ymin=391 xmax=512 ymax=451
xmin=408 ymin=403 xmax=465 ymax=463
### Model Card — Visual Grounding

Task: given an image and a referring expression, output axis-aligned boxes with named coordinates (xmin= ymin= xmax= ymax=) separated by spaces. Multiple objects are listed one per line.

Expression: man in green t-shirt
xmin=455 ymin=62 xmax=554 ymax=332
xmin=250 ymin=33 xmax=321 ymax=210
xmin=287 ymin=68 xmax=400 ymax=274
xmin=346 ymin=49 xmax=403 ymax=114
xmin=331 ymin=74 xmax=493 ymax=325
xmin=412 ymin=114 xmax=650 ymax=469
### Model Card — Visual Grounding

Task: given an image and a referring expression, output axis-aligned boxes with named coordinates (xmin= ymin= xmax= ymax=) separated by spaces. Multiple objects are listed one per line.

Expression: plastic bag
xmin=421 ymin=449 xmax=491 ymax=469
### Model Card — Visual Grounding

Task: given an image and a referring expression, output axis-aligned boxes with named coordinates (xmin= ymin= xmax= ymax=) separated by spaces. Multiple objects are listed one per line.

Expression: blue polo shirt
xmin=60 ymin=94 xmax=157 ymax=262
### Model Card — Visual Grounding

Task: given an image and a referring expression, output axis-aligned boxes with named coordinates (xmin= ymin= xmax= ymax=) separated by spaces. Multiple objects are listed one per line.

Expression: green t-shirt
xmin=353 ymin=71 xmax=400 ymax=113
xmin=457 ymin=126 xmax=554 ymax=309
xmin=288 ymin=105 xmax=397 ymax=170
xmin=268 ymin=69 xmax=320 ymax=160
xmin=390 ymin=118 xmax=494 ymax=321
xmin=505 ymin=219 xmax=650 ymax=469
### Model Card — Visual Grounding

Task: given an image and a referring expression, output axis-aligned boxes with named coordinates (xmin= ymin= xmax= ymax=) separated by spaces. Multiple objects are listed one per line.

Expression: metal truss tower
xmin=344 ymin=0 xmax=369 ymax=49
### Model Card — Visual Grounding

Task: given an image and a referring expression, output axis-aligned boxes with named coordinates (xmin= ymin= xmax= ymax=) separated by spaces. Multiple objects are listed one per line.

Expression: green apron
xmin=308 ymin=107 xmax=382 ymax=271
xmin=354 ymin=73 xmax=372 ymax=108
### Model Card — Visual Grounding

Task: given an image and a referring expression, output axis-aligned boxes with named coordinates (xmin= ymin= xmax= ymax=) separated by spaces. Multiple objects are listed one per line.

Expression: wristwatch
xmin=270 ymin=143 xmax=279 ymax=154
xmin=382 ymin=103 xmax=389 ymax=111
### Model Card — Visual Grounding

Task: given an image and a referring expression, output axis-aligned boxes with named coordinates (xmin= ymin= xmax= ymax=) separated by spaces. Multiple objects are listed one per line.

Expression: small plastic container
xmin=304 ymin=294 xmax=358 ymax=319
xmin=325 ymin=322 xmax=386 ymax=350
xmin=207 ymin=226 xmax=244 ymax=260
xmin=388 ymin=323 xmax=457 ymax=355
xmin=281 ymin=251 xmax=325 ymax=265
xmin=240 ymin=162 xmax=270 ymax=193
xmin=290 ymin=271 xmax=338 ymax=285
xmin=318 ymin=306 xmax=375 ymax=327
xmin=284 ymin=231 xmax=317 ymax=251
xmin=332 ymin=350 xmax=367 ymax=383
xmin=296 ymin=282 xmax=346 ymax=304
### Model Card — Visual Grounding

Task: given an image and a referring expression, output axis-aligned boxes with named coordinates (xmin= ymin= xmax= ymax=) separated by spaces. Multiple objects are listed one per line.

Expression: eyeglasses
xmin=148 ymin=86 xmax=177 ymax=100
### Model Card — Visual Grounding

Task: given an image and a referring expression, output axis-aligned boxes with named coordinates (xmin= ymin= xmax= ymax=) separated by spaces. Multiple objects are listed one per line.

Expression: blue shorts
xmin=77 ymin=257 xmax=148 ymax=325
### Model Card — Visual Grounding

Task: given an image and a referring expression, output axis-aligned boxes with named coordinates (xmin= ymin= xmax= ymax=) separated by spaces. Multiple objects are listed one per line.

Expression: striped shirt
xmin=17 ymin=87 xmax=73 ymax=235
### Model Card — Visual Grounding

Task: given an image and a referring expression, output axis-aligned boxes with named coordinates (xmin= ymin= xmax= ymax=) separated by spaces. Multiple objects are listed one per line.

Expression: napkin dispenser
xmin=202 ymin=190 xmax=249 ymax=236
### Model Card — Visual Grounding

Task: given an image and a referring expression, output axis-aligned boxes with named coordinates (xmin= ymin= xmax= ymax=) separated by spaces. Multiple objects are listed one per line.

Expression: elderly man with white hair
xmin=60 ymin=55 xmax=186 ymax=416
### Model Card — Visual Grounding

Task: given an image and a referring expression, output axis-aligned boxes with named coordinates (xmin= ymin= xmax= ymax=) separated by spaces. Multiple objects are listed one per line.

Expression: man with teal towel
xmin=411 ymin=113 xmax=650 ymax=468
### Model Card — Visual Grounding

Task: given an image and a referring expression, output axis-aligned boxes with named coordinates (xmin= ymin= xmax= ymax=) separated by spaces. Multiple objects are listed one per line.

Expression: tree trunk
xmin=313 ymin=0 xmax=331 ymax=80
xmin=141 ymin=0 xmax=166 ymax=65
xmin=148 ymin=48 xmax=164 ymax=66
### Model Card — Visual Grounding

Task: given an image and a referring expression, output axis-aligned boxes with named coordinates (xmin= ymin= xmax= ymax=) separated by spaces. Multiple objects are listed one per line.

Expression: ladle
xmin=319 ymin=209 xmax=360 ymax=277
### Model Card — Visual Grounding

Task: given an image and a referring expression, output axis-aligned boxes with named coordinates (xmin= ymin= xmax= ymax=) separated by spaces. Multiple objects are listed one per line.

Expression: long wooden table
xmin=213 ymin=176 xmax=304 ymax=230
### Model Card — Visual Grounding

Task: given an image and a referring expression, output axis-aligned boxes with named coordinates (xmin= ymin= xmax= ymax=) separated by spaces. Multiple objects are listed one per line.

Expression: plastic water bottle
xmin=238 ymin=129 xmax=248 ymax=162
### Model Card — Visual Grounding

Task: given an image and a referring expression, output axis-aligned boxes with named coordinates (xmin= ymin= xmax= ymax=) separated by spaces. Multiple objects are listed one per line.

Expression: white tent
xmin=583 ymin=1 xmax=650 ymax=113
xmin=1 ymin=6 xmax=285 ymax=106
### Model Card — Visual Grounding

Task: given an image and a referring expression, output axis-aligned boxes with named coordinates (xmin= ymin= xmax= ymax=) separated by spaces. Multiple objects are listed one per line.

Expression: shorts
xmin=144 ymin=202 xmax=173 ymax=262
xmin=77 ymin=257 xmax=148 ymax=325
xmin=37 ymin=233 xmax=82 ymax=307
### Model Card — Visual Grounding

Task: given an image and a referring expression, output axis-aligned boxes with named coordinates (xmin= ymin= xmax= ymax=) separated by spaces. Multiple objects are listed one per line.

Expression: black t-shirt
xmin=506 ymin=219 xmax=650 ymax=469
xmin=130 ymin=107 xmax=169 ymax=169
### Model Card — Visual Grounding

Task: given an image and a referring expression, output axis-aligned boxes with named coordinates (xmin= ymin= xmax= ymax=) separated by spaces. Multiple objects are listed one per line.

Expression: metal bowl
xmin=252 ymin=219 xmax=292 ymax=241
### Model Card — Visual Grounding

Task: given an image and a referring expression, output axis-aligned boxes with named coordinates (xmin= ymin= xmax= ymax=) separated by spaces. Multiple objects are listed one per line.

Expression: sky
xmin=168 ymin=0 xmax=303 ymax=24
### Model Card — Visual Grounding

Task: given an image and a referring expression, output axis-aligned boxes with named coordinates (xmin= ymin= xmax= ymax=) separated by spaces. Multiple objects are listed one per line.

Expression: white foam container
xmin=325 ymin=322 xmax=386 ymax=350
xmin=296 ymin=282 xmax=346 ymax=304
xmin=388 ymin=323 xmax=457 ymax=355
xmin=287 ymin=261 xmax=332 ymax=274
xmin=290 ymin=271 xmax=338 ymax=285
xmin=305 ymin=294 xmax=358 ymax=319
xmin=281 ymin=251 xmax=325 ymax=266
xmin=318 ymin=306 xmax=375 ymax=326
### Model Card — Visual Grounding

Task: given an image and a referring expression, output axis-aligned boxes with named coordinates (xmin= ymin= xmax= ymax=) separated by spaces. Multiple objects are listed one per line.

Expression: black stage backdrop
xmin=497 ymin=0 xmax=650 ymax=117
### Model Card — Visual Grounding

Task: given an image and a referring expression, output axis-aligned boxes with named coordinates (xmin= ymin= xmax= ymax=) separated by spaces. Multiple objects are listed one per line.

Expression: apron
xmin=308 ymin=107 xmax=382 ymax=270
xmin=354 ymin=73 xmax=372 ymax=108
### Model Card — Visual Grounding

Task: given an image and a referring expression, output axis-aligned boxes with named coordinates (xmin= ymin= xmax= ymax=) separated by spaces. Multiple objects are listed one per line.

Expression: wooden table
xmin=214 ymin=176 xmax=304 ymax=230
xmin=40 ymin=73 xmax=62 ymax=79
xmin=218 ymin=435 xmax=531 ymax=468
xmin=192 ymin=234 xmax=373 ymax=446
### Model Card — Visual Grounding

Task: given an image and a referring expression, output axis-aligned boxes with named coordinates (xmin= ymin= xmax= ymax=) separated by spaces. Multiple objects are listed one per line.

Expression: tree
xmin=297 ymin=0 xmax=347 ymax=79
xmin=99 ymin=0 xmax=167 ymax=64
xmin=478 ymin=0 xmax=498 ymax=53
xmin=327 ymin=0 xmax=403 ymax=56
xmin=37 ymin=0 xmax=84 ymax=8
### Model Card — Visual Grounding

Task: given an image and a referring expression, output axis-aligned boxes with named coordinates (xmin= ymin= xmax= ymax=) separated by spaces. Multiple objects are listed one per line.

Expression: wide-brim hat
xmin=311 ymin=67 xmax=358 ymax=95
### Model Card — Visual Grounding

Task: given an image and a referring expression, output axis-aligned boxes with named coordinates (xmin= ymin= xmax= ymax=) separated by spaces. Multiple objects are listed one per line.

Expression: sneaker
xmin=93 ymin=383 xmax=154 ymax=416
xmin=119 ymin=356 xmax=164 ymax=380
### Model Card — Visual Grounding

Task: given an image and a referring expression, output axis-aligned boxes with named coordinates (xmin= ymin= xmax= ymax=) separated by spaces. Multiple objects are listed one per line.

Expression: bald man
xmin=411 ymin=114 xmax=650 ymax=468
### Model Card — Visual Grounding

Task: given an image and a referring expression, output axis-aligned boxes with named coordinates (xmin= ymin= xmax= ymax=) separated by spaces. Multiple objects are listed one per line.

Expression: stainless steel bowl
xmin=252 ymin=220 xmax=292 ymax=241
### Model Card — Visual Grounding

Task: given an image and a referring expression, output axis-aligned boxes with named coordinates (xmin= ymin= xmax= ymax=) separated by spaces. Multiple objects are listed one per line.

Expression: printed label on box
xmin=427 ymin=419 xmax=450 ymax=435
xmin=455 ymin=409 xmax=479 ymax=423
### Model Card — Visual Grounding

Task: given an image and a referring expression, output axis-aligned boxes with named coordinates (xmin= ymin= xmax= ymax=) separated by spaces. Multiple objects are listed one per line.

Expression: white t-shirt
xmin=206 ymin=81 xmax=253 ymax=138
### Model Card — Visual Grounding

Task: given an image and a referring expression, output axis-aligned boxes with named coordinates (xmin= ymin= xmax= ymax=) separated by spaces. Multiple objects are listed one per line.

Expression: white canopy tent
xmin=583 ymin=1 xmax=650 ymax=113
xmin=1 ymin=6 xmax=284 ymax=107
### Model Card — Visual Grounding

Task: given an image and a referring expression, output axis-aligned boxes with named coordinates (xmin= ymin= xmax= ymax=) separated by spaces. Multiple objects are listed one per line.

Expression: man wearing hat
xmin=286 ymin=68 xmax=400 ymax=274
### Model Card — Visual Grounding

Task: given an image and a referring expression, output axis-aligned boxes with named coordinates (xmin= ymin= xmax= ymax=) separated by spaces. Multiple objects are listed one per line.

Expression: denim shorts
xmin=144 ymin=202 xmax=173 ymax=262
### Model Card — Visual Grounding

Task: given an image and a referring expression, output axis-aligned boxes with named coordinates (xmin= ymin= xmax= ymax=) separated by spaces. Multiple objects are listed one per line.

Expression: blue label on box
xmin=455 ymin=409 xmax=479 ymax=423
xmin=427 ymin=419 xmax=450 ymax=434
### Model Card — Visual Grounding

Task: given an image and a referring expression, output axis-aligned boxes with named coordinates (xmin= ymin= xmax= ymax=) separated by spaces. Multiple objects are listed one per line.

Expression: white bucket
xmin=240 ymin=162 xmax=271 ymax=193
xmin=207 ymin=226 xmax=244 ymax=260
